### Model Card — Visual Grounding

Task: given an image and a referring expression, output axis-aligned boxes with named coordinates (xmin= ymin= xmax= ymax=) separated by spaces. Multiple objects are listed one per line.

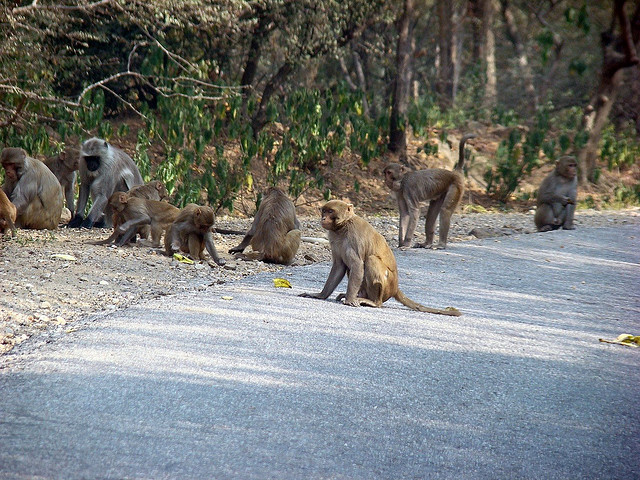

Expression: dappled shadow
xmin=1 ymin=226 xmax=638 ymax=479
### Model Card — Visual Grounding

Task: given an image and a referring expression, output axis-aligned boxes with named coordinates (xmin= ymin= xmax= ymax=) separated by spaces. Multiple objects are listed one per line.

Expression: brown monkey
xmin=0 ymin=189 xmax=17 ymax=236
xmin=165 ymin=204 xmax=226 ymax=265
xmin=383 ymin=133 xmax=476 ymax=249
xmin=1 ymin=147 xmax=64 ymax=230
xmin=229 ymin=187 xmax=301 ymax=264
xmin=68 ymin=137 xmax=143 ymax=228
xmin=109 ymin=180 xmax=170 ymax=243
xmin=534 ymin=156 xmax=578 ymax=232
xmin=44 ymin=147 xmax=79 ymax=212
xmin=93 ymin=193 xmax=179 ymax=247
xmin=127 ymin=180 xmax=170 ymax=202
xmin=300 ymin=200 xmax=461 ymax=316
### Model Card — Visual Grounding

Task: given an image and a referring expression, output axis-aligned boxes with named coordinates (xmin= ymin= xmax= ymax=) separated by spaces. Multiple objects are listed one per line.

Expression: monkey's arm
xmin=83 ymin=192 xmax=109 ymax=228
xmin=64 ymin=173 xmax=76 ymax=213
xmin=229 ymin=233 xmax=253 ymax=253
xmin=68 ymin=180 xmax=90 ymax=227
xmin=204 ymin=231 xmax=226 ymax=265
xmin=115 ymin=217 xmax=150 ymax=246
xmin=7 ymin=179 xmax=32 ymax=212
xmin=229 ymin=210 xmax=261 ymax=253
xmin=166 ymin=222 xmax=185 ymax=252
xmin=299 ymin=260 xmax=346 ymax=300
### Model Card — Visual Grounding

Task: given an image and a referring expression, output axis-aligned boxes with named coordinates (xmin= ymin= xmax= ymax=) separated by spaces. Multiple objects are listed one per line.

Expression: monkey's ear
xmin=346 ymin=203 xmax=354 ymax=214
xmin=103 ymin=141 xmax=109 ymax=148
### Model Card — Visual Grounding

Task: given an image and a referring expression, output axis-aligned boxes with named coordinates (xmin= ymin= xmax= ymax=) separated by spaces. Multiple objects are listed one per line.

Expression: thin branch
xmin=13 ymin=0 xmax=114 ymax=14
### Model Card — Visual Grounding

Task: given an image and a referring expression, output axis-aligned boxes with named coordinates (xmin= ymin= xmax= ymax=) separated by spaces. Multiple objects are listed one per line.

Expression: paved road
xmin=1 ymin=226 xmax=639 ymax=479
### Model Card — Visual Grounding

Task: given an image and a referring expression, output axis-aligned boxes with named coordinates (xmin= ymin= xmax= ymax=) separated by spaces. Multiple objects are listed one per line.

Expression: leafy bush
xmin=484 ymin=110 xmax=550 ymax=202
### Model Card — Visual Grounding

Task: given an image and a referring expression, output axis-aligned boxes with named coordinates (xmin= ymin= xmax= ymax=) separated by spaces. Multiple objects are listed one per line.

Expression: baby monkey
xmin=300 ymin=200 xmax=461 ymax=316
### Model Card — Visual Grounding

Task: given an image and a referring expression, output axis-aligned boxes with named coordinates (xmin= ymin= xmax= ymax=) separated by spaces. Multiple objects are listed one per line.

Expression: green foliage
xmin=600 ymin=123 xmax=640 ymax=171
xmin=612 ymin=184 xmax=640 ymax=206
xmin=484 ymin=110 xmax=551 ymax=203
xmin=255 ymin=84 xmax=386 ymax=199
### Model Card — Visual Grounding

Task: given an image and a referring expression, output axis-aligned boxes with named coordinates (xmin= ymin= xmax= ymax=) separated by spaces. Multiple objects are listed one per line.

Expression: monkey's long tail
xmin=454 ymin=133 xmax=478 ymax=172
xmin=395 ymin=290 xmax=462 ymax=316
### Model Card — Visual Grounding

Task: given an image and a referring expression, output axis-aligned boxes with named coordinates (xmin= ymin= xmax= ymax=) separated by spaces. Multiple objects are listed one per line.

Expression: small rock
xmin=40 ymin=301 xmax=52 ymax=309
xmin=99 ymin=280 xmax=109 ymax=286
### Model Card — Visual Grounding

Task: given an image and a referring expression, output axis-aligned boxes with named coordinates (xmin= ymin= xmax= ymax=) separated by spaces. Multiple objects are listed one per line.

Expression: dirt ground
xmin=1 ymin=207 xmax=638 ymax=357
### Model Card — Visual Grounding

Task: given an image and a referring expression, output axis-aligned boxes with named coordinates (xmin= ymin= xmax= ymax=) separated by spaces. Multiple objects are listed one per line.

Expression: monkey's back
xmin=402 ymin=168 xmax=463 ymax=205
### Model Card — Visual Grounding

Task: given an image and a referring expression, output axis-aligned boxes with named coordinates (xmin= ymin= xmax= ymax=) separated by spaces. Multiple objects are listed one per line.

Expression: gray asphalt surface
xmin=1 ymin=225 xmax=639 ymax=480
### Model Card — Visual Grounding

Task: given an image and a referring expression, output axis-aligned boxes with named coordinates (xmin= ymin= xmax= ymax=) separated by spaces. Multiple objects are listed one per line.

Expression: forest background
xmin=1 ymin=0 xmax=639 ymax=215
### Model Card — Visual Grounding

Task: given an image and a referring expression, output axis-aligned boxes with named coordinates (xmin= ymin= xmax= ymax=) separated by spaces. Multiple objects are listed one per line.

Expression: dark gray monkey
xmin=68 ymin=138 xmax=143 ymax=228
xmin=534 ymin=156 xmax=578 ymax=232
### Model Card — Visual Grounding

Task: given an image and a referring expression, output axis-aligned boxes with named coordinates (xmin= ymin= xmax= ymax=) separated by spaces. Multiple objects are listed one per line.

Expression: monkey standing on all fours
xmin=1 ymin=147 xmax=64 ymax=230
xmin=534 ymin=156 xmax=578 ymax=232
xmin=67 ymin=138 xmax=143 ymax=229
xmin=383 ymin=133 xmax=476 ymax=249
xmin=299 ymin=200 xmax=461 ymax=316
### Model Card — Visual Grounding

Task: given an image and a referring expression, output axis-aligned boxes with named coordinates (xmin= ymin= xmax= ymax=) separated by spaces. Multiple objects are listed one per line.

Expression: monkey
xmin=229 ymin=187 xmax=301 ymax=264
xmin=1 ymin=147 xmax=64 ymax=230
xmin=534 ymin=156 xmax=578 ymax=232
xmin=108 ymin=180 xmax=171 ymax=243
xmin=165 ymin=204 xmax=226 ymax=265
xmin=43 ymin=147 xmax=79 ymax=213
xmin=68 ymin=138 xmax=143 ymax=229
xmin=0 ymin=189 xmax=17 ymax=236
xmin=383 ymin=133 xmax=476 ymax=249
xmin=93 ymin=192 xmax=180 ymax=247
xmin=127 ymin=180 xmax=170 ymax=202
xmin=299 ymin=200 xmax=461 ymax=316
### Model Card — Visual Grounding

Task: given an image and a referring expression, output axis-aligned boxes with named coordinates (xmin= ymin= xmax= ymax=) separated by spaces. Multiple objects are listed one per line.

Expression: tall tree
xmin=436 ymin=0 xmax=454 ymax=108
xmin=388 ymin=0 xmax=415 ymax=157
xmin=578 ymin=0 xmax=639 ymax=184
xmin=500 ymin=0 xmax=537 ymax=111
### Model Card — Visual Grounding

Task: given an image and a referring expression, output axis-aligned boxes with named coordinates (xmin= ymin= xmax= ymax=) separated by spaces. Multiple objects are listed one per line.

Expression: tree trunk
xmin=388 ymin=0 xmax=414 ymax=158
xmin=482 ymin=0 xmax=497 ymax=110
xmin=436 ymin=0 xmax=454 ymax=108
xmin=500 ymin=0 xmax=537 ymax=111
xmin=578 ymin=0 xmax=640 ymax=184
xmin=251 ymin=62 xmax=294 ymax=136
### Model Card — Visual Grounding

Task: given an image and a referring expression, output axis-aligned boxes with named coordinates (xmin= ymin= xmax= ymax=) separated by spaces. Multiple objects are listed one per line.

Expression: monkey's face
xmin=558 ymin=159 xmax=577 ymax=179
xmin=2 ymin=163 xmax=18 ymax=181
xmin=194 ymin=207 xmax=215 ymax=231
xmin=383 ymin=164 xmax=403 ymax=191
xmin=155 ymin=183 xmax=170 ymax=201
xmin=83 ymin=155 xmax=101 ymax=172
xmin=320 ymin=201 xmax=353 ymax=231
xmin=320 ymin=208 xmax=336 ymax=231
xmin=109 ymin=193 xmax=128 ymax=212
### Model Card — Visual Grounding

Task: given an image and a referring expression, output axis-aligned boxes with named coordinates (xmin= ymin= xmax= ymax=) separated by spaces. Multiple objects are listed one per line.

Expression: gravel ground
xmin=1 ymin=207 xmax=638 ymax=356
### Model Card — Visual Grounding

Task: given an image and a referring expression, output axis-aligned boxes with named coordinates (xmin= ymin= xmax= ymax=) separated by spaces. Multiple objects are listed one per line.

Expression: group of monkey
xmin=0 ymin=134 xmax=578 ymax=316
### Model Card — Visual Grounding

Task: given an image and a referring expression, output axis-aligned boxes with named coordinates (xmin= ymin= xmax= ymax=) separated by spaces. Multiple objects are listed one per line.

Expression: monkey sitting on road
xmin=1 ymin=147 xmax=63 ymax=230
xmin=68 ymin=138 xmax=143 ymax=229
xmin=534 ymin=156 xmax=578 ymax=232
xmin=229 ymin=187 xmax=301 ymax=265
xmin=299 ymin=200 xmax=461 ymax=316
xmin=383 ymin=133 xmax=476 ymax=249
